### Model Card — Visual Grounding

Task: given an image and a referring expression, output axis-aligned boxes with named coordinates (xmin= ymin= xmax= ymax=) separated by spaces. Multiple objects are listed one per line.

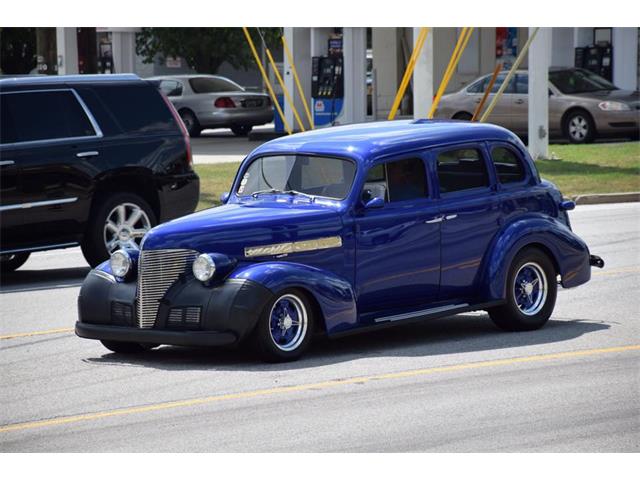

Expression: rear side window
xmin=364 ymin=158 xmax=428 ymax=203
xmin=89 ymin=83 xmax=178 ymax=134
xmin=0 ymin=90 xmax=96 ymax=144
xmin=491 ymin=147 xmax=526 ymax=184
xmin=436 ymin=148 xmax=490 ymax=194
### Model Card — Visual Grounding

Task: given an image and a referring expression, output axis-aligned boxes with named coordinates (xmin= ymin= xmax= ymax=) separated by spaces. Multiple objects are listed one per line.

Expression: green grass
xmin=539 ymin=142 xmax=640 ymax=196
xmin=194 ymin=142 xmax=640 ymax=209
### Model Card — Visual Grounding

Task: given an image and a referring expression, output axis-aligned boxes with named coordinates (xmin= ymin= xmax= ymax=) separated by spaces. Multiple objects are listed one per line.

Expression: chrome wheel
xmin=513 ymin=262 xmax=547 ymax=316
xmin=568 ymin=115 xmax=589 ymax=141
xmin=268 ymin=293 xmax=308 ymax=352
xmin=103 ymin=202 xmax=151 ymax=253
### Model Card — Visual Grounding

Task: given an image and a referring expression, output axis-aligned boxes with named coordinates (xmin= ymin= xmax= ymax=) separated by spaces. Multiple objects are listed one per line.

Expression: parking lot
xmin=1 ymin=202 xmax=638 ymax=452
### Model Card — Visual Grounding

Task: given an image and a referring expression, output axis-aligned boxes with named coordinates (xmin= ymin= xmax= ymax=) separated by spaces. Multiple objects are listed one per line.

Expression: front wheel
xmin=488 ymin=247 xmax=557 ymax=331
xmin=231 ymin=125 xmax=252 ymax=136
xmin=180 ymin=109 xmax=201 ymax=137
xmin=565 ymin=110 xmax=595 ymax=144
xmin=252 ymin=289 xmax=315 ymax=362
xmin=0 ymin=252 xmax=30 ymax=273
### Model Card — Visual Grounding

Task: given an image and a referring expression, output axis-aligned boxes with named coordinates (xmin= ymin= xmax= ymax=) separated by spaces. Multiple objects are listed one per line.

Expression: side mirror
xmin=559 ymin=199 xmax=575 ymax=211
xmin=220 ymin=192 xmax=230 ymax=204
xmin=364 ymin=197 xmax=385 ymax=209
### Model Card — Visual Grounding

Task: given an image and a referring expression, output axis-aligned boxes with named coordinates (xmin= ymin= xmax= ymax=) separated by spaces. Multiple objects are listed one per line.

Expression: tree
xmin=135 ymin=27 xmax=280 ymax=74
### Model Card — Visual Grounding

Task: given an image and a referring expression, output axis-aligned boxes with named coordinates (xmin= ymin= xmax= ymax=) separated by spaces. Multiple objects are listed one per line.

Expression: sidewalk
xmin=192 ymin=125 xmax=272 ymax=165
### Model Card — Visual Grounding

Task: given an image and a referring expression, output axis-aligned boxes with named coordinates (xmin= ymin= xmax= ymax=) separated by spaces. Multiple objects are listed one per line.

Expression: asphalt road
xmin=1 ymin=202 xmax=638 ymax=452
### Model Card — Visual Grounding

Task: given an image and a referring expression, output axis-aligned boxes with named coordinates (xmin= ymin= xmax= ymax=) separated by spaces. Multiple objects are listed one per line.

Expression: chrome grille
xmin=137 ymin=249 xmax=198 ymax=328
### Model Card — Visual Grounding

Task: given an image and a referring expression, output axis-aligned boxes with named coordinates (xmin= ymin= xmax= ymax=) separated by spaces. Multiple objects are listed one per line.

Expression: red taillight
xmin=214 ymin=97 xmax=236 ymax=108
xmin=160 ymin=91 xmax=193 ymax=168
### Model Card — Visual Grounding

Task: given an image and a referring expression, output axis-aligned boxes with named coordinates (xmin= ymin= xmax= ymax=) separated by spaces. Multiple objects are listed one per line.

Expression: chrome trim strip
xmin=0 ymin=241 xmax=78 ymax=255
xmin=425 ymin=215 xmax=444 ymax=224
xmin=0 ymin=197 xmax=78 ymax=212
xmin=244 ymin=236 xmax=343 ymax=258
xmin=92 ymin=270 xmax=116 ymax=284
xmin=0 ymin=88 xmax=103 ymax=147
xmin=375 ymin=303 xmax=469 ymax=323
xmin=0 ymin=160 xmax=15 ymax=166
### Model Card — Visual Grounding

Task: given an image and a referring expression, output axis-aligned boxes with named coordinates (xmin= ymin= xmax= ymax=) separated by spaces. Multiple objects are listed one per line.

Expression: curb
xmin=572 ymin=192 xmax=640 ymax=205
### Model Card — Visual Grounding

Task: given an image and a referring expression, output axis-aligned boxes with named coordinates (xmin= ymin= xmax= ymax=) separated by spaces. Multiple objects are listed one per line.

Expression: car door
xmin=354 ymin=155 xmax=440 ymax=318
xmin=0 ymin=89 xmax=102 ymax=251
xmin=481 ymin=73 xmax=515 ymax=130
xmin=510 ymin=73 xmax=529 ymax=135
xmin=434 ymin=144 xmax=501 ymax=302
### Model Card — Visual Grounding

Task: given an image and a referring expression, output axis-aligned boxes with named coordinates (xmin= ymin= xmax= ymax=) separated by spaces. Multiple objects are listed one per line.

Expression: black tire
xmin=231 ymin=125 xmax=252 ymax=136
xmin=488 ymin=247 xmax=557 ymax=331
xmin=81 ymin=192 xmax=157 ymax=268
xmin=0 ymin=252 xmax=31 ymax=273
xmin=179 ymin=109 xmax=201 ymax=137
xmin=252 ymin=288 xmax=315 ymax=362
xmin=564 ymin=110 xmax=595 ymax=144
xmin=453 ymin=112 xmax=473 ymax=121
xmin=100 ymin=340 xmax=158 ymax=354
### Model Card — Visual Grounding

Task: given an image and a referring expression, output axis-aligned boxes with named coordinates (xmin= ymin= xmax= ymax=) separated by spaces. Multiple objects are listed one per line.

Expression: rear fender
xmin=229 ymin=262 xmax=358 ymax=334
xmin=480 ymin=214 xmax=590 ymax=301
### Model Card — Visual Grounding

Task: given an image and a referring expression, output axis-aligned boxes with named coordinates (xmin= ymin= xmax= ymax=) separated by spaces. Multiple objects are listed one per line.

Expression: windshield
xmin=549 ymin=68 xmax=617 ymax=94
xmin=189 ymin=77 xmax=243 ymax=93
xmin=237 ymin=155 xmax=357 ymax=200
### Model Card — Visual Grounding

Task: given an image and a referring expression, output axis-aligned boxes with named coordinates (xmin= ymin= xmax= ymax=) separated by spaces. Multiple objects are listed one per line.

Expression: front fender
xmin=229 ymin=262 xmax=358 ymax=335
xmin=481 ymin=214 xmax=591 ymax=301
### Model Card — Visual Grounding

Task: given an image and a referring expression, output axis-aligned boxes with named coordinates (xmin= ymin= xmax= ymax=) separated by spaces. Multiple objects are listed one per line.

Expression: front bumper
xmin=75 ymin=322 xmax=236 ymax=347
xmin=76 ymin=269 xmax=273 ymax=347
xmin=593 ymin=109 xmax=639 ymax=135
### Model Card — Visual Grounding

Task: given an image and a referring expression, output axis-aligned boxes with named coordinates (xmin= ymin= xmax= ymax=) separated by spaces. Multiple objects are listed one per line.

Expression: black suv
xmin=0 ymin=74 xmax=199 ymax=271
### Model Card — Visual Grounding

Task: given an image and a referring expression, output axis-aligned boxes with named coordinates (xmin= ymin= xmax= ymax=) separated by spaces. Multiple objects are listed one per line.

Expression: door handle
xmin=514 ymin=99 xmax=524 ymax=105
xmin=0 ymin=160 xmax=15 ymax=166
xmin=445 ymin=214 xmax=458 ymax=220
xmin=425 ymin=215 xmax=444 ymax=224
xmin=76 ymin=151 xmax=99 ymax=158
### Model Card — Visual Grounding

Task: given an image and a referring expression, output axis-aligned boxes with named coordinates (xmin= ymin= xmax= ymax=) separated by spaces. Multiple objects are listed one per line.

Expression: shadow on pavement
xmin=83 ymin=315 xmax=610 ymax=372
xmin=0 ymin=266 xmax=90 ymax=293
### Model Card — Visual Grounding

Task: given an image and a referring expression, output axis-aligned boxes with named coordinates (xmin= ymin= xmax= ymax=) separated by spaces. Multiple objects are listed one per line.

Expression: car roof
xmin=148 ymin=74 xmax=231 ymax=81
xmin=250 ymin=120 xmax=522 ymax=164
xmin=0 ymin=74 xmax=141 ymax=88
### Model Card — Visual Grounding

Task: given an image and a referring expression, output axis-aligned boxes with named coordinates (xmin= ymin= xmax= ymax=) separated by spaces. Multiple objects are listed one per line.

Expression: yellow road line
xmin=1 ymin=344 xmax=638 ymax=434
xmin=0 ymin=327 xmax=74 ymax=340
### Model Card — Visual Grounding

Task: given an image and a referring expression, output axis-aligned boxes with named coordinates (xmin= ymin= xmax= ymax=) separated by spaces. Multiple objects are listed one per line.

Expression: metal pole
xmin=388 ymin=27 xmax=429 ymax=120
xmin=472 ymin=62 xmax=502 ymax=121
xmin=479 ymin=27 xmax=540 ymax=123
xmin=265 ymin=47 xmax=306 ymax=132
xmin=242 ymin=27 xmax=292 ymax=135
xmin=281 ymin=34 xmax=314 ymax=129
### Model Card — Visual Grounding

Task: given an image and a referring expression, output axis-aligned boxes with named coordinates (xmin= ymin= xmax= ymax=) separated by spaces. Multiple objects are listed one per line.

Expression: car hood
xmin=568 ymin=89 xmax=640 ymax=106
xmin=142 ymin=200 xmax=343 ymax=258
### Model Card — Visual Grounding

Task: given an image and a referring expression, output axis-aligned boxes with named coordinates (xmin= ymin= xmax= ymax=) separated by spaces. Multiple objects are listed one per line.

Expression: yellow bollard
xmin=479 ymin=27 xmax=540 ymax=123
xmin=265 ymin=47 xmax=306 ymax=132
xmin=242 ymin=27 xmax=292 ymax=135
xmin=281 ymin=35 xmax=314 ymax=130
xmin=388 ymin=27 xmax=429 ymax=121
xmin=428 ymin=27 xmax=474 ymax=119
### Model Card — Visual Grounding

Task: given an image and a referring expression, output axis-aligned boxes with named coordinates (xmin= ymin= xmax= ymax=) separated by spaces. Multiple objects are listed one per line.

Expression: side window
xmin=159 ymin=80 xmax=183 ymax=97
xmin=466 ymin=78 xmax=485 ymax=94
xmin=490 ymin=74 xmax=515 ymax=94
xmin=436 ymin=148 xmax=490 ymax=194
xmin=515 ymin=74 xmax=528 ymax=94
xmin=0 ymin=90 xmax=96 ymax=144
xmin=363 ymin=158 xmax=428 ymax=203
xmin=491 ymin=147 xmax=526 ymax=184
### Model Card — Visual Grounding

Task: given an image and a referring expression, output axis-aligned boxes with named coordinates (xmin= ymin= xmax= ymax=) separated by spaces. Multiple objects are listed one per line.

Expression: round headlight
xmin=110 ymin=250 xmax=131 ymax=278
xmin=193 ymin=254 xmax=216 ymax=282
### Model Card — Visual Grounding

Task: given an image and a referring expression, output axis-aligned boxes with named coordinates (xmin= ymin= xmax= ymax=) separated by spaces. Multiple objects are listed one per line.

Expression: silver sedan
xmin=150 ymin=74 xmax=274 ymax=137
xmin=435 ymin=68 xmax=639 ymax=143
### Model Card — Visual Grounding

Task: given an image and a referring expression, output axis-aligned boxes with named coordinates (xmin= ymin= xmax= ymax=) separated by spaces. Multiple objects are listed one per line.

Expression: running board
xmin=375 ymin=303 xmax=470 ymax=323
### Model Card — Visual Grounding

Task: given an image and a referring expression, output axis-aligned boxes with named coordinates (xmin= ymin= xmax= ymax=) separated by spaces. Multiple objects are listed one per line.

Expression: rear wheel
xmin=252 ymin=289 xmax=314 ymax=362
xmin=81 ymin=192 xmax=156 ymax=267
xmin=488 ymin=247 xmax=557 ymax=331
xmin=453 ymin=112 xmax=473 ymax=121
xmin=231 ymin=125 xmax=252 ymax=136
xmin=100 ymin=340 xmax=158 ymax=354
xmin=564 ymin=110 xmax=595 ymax=144
xmin=179 ymin=109 xmax=201 ymax=137
xmin=0 ymin=252 xmax=30 ymax=273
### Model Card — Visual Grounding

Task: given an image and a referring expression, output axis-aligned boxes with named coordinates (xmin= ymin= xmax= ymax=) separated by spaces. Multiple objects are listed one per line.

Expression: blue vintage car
xmin=76 ymin=120 xmax=604 ymax=361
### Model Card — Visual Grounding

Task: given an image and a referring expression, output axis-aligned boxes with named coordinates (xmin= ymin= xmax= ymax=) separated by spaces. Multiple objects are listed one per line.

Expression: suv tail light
xmin=160 ymin=92 xmax=193 ymax=169
xmin=214 ymin=97 xmax=236 ymax=108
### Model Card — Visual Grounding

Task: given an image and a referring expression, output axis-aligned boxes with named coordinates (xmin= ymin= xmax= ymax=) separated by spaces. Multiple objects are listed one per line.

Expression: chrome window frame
xmin=0 ymin=88 xmax=104 ymax=148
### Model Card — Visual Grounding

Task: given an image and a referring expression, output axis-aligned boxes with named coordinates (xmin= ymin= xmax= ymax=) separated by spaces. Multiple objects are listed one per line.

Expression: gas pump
xmin=575 ymin=43 xmax=613 ymax=81
xmin=312 ymin=34 xmax=344 ymax=127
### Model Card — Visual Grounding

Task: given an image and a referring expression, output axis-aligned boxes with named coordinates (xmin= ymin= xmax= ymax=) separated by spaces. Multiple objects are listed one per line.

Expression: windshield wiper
xmin=251 ymin=188 xmax=284 ymax=198
xmin=250 ymin=189 xmax=315 ymax=201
